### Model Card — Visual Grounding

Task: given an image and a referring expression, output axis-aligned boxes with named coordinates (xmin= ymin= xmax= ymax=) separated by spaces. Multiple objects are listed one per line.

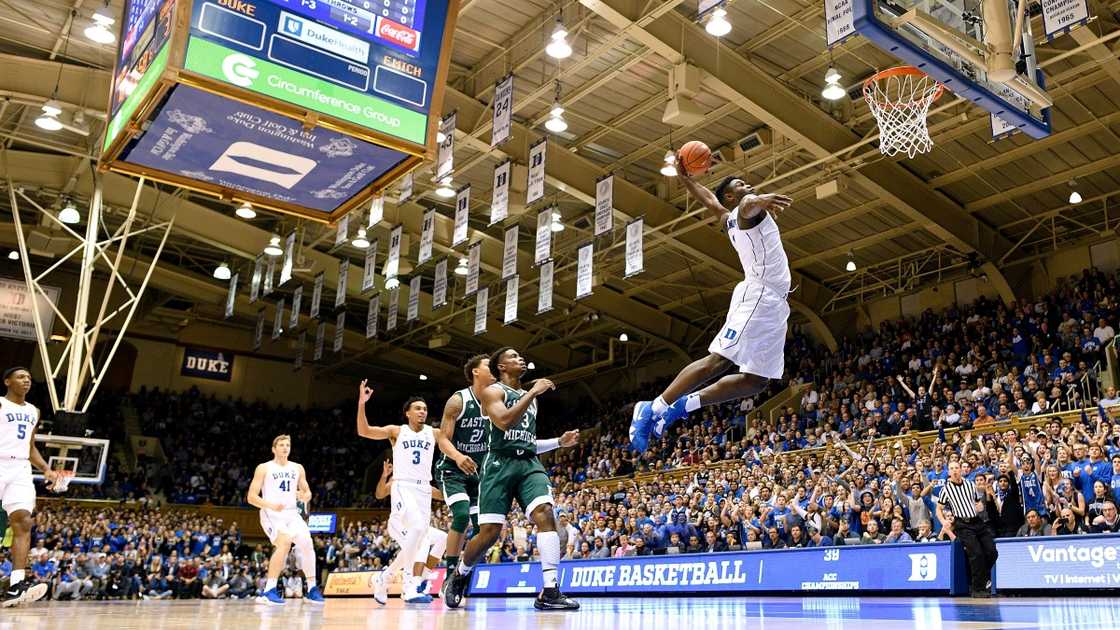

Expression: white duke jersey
xmin=0 ymin=397 xmax=39 ymax=459
xmin=393 ymin=424 xmax=435 ymax=484
xmin=260 ymin=460 xmax=300 ymax=512
xmin=724 ymin=211 xmax=791 ymax=295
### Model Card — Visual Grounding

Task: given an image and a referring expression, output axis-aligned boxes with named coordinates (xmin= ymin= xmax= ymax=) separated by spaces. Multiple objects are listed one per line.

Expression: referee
xmin=936 ymin=461 xmax=998 ymax=598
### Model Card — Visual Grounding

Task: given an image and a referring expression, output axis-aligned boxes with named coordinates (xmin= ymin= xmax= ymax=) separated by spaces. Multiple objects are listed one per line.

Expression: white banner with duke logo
xmin=491 ymin=160 xmax=511 ymax=225
xmin=527 ymin=139 xmax=546 ymax=205
xmin=289 ymin=285 xmax=302 ymax=329
xmin=474 ymin=286 xmax=488 ymax=335
xmin=419 ymin=209 xmax=435 ymax=264
xmin=407 ymin=276 xmax=421 ymax=322
xmin=433 ymin=258 xmax=448 ymax=309
xmin=310 ymin=272 xmax=324 ymax=319
xmin=454 ymin=185 xmax=470 ymax=246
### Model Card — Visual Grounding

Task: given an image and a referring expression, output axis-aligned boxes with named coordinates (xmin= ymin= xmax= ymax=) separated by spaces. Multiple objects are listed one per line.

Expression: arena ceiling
xmin=0 ymin=0 xmax=1118 ymax=382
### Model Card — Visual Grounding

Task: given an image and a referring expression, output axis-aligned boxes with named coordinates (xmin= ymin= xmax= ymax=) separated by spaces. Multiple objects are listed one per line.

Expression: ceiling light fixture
xmin=545 ymin=81 xmax=568 ymax=133
xmin=527 ymin=362 xmax=536 ymax=370
xmin=705 ymin=7 xmax=732 ymax=37
xmin=1068 ymin=180 xmax=1082 ymax=204
xmin=84 ymin=6 xmax=116 ymax=44
xmin=545 ymin=18 xmax=572 ymax=59
xmin=213 ymin=262 xmax=231 ymax=280
xmin=352 ymin=227 xmax=370 ymax=249
xmin=550 ymin=211 xmax=565 ymax=232
xmin=845 ymin=250 xmax=857 ymax=272
xmin=8 ymin=250 xmax=19 ymax=261
xmin=619 ymin=332 xmax=629 ymax=342
xmin=419 ymin=373 xmax=428 ymax=381
xmin=35 ymin=100 xmax=64 ymax=131
xmin=385 ymin=276 xmax=400 ymax=290
xmin=660 ymin=150 xmax=678 ymax=177
xmin=235 ymin=202 xmax=256 ymax=219
xmin=58 ymin=200 xmax=80 ymax=224
xmin=454 ymin=258 xmax=468 ymax=276
xmin=264 ymin=235 xmax=283 ymax=256
xmin=435 ymin=177 xmax=455 ymax=198
xmin=821 ymin=66 xmax=846 ymax=100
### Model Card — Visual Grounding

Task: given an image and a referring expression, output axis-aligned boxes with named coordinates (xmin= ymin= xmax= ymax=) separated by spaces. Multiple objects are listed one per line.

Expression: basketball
xmin=678 ymin=141 xmax=711 ymax=175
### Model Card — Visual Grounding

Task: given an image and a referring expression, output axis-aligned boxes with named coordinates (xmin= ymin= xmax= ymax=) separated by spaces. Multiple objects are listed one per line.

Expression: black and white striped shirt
xmin=938 ymin=478 xmax=980 ymax=519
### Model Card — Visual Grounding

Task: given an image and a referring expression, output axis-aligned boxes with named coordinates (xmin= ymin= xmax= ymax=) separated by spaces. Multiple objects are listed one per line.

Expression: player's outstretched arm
xmin=537 ymin=430 xmax=580 ymax=454
xmin=481 ymin=378 xmax=555 ymax=430
xmin=434 ymin=428 xmax=477 ymax=474
xmin=736 ymin=192 xmax=792 ymax=222
xmin=677 ymin=170 xmax=728 ymax=221
xmin=355 ymin=379 xmax=398 ymax=441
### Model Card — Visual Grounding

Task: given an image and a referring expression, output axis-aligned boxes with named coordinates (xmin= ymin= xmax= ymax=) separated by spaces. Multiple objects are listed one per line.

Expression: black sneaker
xmin=2 ymin=581 xmax=48 ymax=608
xmin=534 ymin=586 xmax=580 ymax=611
xmin=441 ymin=569 xmax=470 ymax=609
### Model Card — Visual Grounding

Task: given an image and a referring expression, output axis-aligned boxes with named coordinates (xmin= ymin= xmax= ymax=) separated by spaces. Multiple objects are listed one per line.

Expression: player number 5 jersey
xmin=0 ymin=397 xmax=38 ymax=459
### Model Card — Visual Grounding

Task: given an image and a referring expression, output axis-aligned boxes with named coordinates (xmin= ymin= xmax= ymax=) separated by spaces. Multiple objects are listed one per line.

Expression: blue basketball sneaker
xmin=305 ymin=586 xmax=325 ymax=604
xmin=259 ymin=587 xmax=284 ymax=606
xmin=629 ymin=401 xmax=654 ymax=452
xmin=651 ymin=398 xmax=689 ymax=439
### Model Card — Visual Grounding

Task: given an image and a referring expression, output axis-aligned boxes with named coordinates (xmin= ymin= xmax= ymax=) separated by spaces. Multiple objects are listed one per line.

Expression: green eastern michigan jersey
xmin=439 ymin=387 xmax=490 ymax=469
xmin=489 ymin=382 xmax=537 ymax=456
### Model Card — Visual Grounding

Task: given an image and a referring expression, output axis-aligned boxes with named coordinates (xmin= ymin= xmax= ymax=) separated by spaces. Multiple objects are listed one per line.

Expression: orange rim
xmin=862 ymin=65 xmax=946 ymax=105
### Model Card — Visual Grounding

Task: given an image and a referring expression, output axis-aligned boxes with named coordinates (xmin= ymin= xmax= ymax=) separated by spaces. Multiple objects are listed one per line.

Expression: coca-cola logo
xmin=377 ymin=17 xmax=419 ymax=50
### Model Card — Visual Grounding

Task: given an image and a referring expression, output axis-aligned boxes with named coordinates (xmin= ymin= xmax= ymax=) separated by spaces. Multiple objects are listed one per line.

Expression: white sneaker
xmin=372 ymin=572 xmax=387 ymax=606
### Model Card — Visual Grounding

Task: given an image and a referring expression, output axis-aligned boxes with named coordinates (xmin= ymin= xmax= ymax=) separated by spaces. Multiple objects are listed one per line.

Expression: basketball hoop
xmin=863 ymin=66 xmax=945 ymax=159
xmin=51 ymin=470 xmax=75 ymax=493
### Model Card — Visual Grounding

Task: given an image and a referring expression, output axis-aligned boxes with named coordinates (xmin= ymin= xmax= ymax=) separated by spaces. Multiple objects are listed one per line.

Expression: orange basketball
xmin=679 ymin=141 xmax=711 ymax=176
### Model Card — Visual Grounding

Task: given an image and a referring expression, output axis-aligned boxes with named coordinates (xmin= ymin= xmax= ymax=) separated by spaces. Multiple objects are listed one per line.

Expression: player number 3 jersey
xmin=490 ymin=383 xmax=537 ymax=457
xmin=0 ymin=397 xmax=38 ymax=459
xmin=394 ymin=424 xmax=435 ymax=483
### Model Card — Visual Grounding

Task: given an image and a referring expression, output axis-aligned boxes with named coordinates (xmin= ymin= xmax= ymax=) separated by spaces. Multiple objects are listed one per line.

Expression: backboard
xmin=853 ymin=0 xmax=1052 ymax=138
xmin=33 ymin=434 xmax=110 ymax=486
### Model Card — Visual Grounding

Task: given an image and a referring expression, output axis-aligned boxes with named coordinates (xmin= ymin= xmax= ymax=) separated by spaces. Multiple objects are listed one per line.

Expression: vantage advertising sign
xmin=118 ymin=85 xmax=409 ymax=213
xmin=995 ymin=534 xmax=1120 ymax=590
xmin=469 ymin=543 xmax=961 ymax=596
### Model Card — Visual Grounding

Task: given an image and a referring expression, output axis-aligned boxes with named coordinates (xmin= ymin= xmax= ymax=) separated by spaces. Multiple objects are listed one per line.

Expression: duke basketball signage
xmin=181 ymin=347 xmax=235 ymax=382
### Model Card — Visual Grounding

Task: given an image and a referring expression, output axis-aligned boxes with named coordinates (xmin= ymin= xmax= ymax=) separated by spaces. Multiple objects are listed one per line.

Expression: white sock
xmin=651 ymin=396 xmax=669 ymax=416
xmin=537 ymin=531 xmax=560 ymax=588
xmin=685 ymin=393 xmax=702 ymax=412
xmin=10 ymin=569 xmax=24 ymax=586
xmin=295 ymin=537 xmax=317 ymax=588
xmin=457 ymin=558 xmax=473 ymax=576
xmin=265 ymin=578 xmax=277 ymax=591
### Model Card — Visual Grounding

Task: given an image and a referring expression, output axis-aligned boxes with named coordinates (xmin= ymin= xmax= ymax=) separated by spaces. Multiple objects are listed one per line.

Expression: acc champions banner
xmin=120 ymin=86 xmax=408 ymax=213
xmin=995 ymin=533 xmax=1120 ymax=590
xmin=180 ymin=347 xmax=234 ymax=382
xmin=469 ymin=543 xmax=962 ymax=596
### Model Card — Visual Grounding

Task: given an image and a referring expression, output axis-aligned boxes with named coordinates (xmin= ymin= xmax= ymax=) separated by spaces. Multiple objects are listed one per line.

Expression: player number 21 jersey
xmin=0 ymin=397 xmax=39 ymax=459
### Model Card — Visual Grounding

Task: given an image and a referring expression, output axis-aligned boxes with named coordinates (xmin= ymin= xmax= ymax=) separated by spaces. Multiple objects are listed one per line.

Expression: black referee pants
xmin=955 ymin=518 xmax=998 ymax=592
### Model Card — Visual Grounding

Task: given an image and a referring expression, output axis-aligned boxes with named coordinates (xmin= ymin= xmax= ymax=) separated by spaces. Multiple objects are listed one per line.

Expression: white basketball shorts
xmin=388 ymin=481 xmax=432 ymax=544
xmin=259 ymin=508 xmax=310 ymax=544
xmin=708 ymin=281 xmax=789 ymax=380
xmin=0 ymin=459 xmax=36 ymax=515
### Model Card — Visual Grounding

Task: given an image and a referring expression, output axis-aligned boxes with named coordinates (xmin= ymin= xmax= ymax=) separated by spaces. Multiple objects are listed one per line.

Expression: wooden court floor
xmin=3 ymin=595 xmax=1118 ymax=629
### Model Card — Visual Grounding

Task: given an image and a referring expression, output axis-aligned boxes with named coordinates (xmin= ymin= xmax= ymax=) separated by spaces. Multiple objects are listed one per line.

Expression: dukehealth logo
xmin=908 ymin=553 xmax=937 ymax=581
xmin=222 ymin=53 xmax=259 ymax=87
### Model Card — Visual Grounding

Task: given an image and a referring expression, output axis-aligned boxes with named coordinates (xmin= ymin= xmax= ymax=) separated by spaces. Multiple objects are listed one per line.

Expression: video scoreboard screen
xmin=183 ymin=0 xmax=453 ymax=147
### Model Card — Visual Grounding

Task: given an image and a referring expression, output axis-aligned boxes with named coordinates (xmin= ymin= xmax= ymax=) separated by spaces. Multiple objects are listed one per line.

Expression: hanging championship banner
xmin=453 ymin=186 xmax=471 ymax=246
xmin=313 ymin=322 xmax=325 ymax=361
xmin=368 ymin=195 xmax=384 ymax=228
xmin=502 ymin=225 xmax=518 ymax=280
xmin=825 ymin=0 xmax=856 ymax=46
xmin=595 ymin=175 xmax=614 ymax=236
xmin=491 ymin=160 xmax=511 ymax=225
xmin=225 ymin=273 xmax=238 ymax=319
xmin=474 ymin=286 xmax=488 ymax=335
xmin=263 ymin=256 xmax=276 ymax=296
xmin=290 ymin=285 xmax=303 ymax=329
xmin=419 ymin=209 xmax=435 ymax=265
xmin=294 ymin=331 xmax=305 ymax=371
xmin=625 ymin=217 xmax=645 ymax=278
xmin=537 ymin=260 xmax=554 ymax=314
xmin=492 ymin=74 xmax=513 ymax=148
xmin=433 ymin=258 xmax=448 ymax=309
xmin=398 ymin=172 xmax=414 ymax=204
xmin=335 ymin=259 xmax=349 ymax=309
xmin=333 ymin=312 xmax=345 ymax=353
xmin=310 ymin=272 xmax=324 ymax=319
xmin=387 ymin=225 xmax=403 ymax=280
xmin=535 ymin=208 xmax=552 ymax=265
xmin=387 ymin=286 xmax=400 ymax=332
xmin=250 ymin=255 xmax=263 ymax=303
xmin=1041 ymin=0 xmax=1090 ymax=40
xmin=466 ymin=241 xmax=482 ymax=296
xmin=407 ymin=276 xmax=421 ymax=322
xmin=436 ymin=112 xmax=456 ymax=180
xmin=362 ymin=238 xmax=379 ymax=293
xmin=253 ymin=308 xmax=265 ymax=350
xmin=335 ymin=212 xmax=350 ymax=249
xmin=280 ymin=231 xmax=296 ymax=286
xmin=272 ymin=298 xmax=285 ymax=340
xmin=527 ymin=139 xmax=546 ymax=205
xmin=366 ymin=294 xmax=380 ymax=339
xmin=504 ymin=275 xmax=519 ymax=325
xmin=576 ymin=242 xmax=594 ymax=300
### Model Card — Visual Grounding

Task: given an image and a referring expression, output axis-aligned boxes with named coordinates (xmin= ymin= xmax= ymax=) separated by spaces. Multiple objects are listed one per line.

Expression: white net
xmin=863 ymin=67 xmax=944 ymax=159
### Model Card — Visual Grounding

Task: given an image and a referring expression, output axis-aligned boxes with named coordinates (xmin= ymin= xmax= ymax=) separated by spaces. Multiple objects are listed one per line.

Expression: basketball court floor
xmin=4 ymin=596 xmax=1118 ymax=629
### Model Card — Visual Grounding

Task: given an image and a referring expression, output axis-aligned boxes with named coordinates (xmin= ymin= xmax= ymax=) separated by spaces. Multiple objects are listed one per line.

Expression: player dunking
xmin=355 ymin=381 xmax=473 ymax=604
xmin=1 ymin=367 xmax=56 ymax=607
xmin=437 ymin=355 xmax=579 ymax=575
xmin=441 ymin=347 xmax=579 ymax=611
xmin=372 ymin=460 xmax=448 ymax=604
xmin=629 ymin=170 xmax=793 ymax=451
xmin=245 ymin=434 xmax=325 ymax=605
